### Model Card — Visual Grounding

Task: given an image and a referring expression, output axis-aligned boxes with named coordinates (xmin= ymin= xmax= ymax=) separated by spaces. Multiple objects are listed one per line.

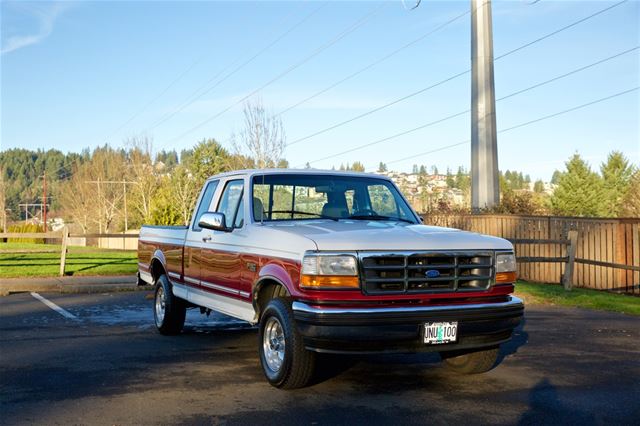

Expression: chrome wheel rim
xmin=262 ymin=317 xmax=285 ymax=373
xmin=155 ymin=286 xmax=166 ymax=326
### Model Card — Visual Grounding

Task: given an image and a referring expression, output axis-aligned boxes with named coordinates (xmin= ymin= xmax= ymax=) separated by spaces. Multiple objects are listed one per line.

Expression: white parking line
xmin=30 ymin=292 xmax=79 ymax=320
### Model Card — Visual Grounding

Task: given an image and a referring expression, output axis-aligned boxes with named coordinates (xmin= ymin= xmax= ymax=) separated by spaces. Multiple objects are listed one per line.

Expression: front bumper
xmin=292 ymin=296 xmax=524 ymax=354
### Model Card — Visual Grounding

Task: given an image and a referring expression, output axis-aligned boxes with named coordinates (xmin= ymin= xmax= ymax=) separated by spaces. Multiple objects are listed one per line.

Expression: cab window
xmin=216 ymin=179 xmax=244 ymax=229
xmin=192 ymin=180 xmax=219 ymax=231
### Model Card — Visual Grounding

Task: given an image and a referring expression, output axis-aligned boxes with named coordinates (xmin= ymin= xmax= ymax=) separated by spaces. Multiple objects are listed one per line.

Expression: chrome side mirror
xmin=199 ymin=212 xmax=231 ymax=232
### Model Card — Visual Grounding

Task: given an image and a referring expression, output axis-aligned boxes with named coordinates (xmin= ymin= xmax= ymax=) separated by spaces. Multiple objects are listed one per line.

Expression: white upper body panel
xmin=255 ymin=220 xmax=512 ymax=253
xmin=140 ymin=169 xmax=513 ymax=261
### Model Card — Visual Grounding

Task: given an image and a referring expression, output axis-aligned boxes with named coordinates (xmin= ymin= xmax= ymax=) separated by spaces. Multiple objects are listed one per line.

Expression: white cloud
xmin=1 ymin=2 xmax=70 ymax=55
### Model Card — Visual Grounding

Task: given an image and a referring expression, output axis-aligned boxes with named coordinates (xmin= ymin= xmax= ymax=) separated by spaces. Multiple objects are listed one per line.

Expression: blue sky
xmin=1 ymin=0 xmax=638 ymax=180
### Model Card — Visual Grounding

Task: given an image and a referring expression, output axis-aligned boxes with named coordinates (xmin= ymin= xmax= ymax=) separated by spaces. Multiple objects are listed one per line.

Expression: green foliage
xmin=550 ymin=153 xmax=606 ymax=217
xmin=0 ymin=148 xmax=84 ymax=220
xmin=150 ymin=177 xmax=183 ymax=226
xmin=493 ymin=190 xmax=547 ymax=215
xmin=600 ymin=151 xmax=636 ymax=217
xmin=445 ymin=167 xmax=455 ymax=188
xmin=454 ymin=166 xmax=470 ymax=192
xmin=377 ymin=162 xmax=388 ymax=173
xmin=533 ymin=180 xmax=545 ymax=193
xmin=155 ymin=150 xmax=179 ymax=170
xmin=500 ymin=170 xmax=528 ymax=191
xmin=7 ymin=223 xmax=45 ymax=243
xmin=620 ymin=170 xmax=640 ymax=217
xmin=276 ymin=159 xmax=289 ymax=168
xmin=188 ymin=139 xmax=232 ymax=187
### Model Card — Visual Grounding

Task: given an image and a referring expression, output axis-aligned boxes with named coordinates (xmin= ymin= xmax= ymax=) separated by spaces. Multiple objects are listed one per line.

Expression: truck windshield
xmin=252 ymin=174 xmax=418 ymax=223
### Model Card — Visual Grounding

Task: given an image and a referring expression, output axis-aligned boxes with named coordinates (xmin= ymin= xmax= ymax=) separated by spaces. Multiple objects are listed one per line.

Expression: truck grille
xmin=359 ymin=251 xmax=494 ymax=295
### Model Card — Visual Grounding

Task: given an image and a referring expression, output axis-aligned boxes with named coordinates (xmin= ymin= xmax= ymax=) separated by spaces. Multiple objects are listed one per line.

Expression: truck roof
xmin=207 ymin=168 xmax=391 ymax=181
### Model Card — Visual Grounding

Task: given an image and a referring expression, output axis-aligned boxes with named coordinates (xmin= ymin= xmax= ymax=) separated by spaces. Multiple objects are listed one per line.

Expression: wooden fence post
xmin=59 ymin=226 xmax=69 ymax=277
xmin=562 ymin=230 xmax=578 ymax=290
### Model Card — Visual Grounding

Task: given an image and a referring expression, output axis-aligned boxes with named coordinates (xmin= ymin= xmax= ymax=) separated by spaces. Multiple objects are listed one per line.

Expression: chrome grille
xmin=359 ymin=251 xmax=494 ymax=294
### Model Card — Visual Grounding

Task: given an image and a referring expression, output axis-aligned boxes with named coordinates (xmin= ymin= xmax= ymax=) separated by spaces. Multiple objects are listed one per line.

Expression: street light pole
xmin=471 ymin=0 xmax=499 ymax=211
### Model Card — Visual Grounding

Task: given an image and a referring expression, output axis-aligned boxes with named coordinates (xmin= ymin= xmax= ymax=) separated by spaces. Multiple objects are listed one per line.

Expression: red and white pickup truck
xmin=138 ymin=169 xmax=523 ymax=388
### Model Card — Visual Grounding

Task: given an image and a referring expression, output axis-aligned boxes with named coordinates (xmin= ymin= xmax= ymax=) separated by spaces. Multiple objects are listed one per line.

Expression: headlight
xmin=300 ymin=254 xmax=359 ymax=289
xmin=495 ymin=253 xmax=517 ymax=283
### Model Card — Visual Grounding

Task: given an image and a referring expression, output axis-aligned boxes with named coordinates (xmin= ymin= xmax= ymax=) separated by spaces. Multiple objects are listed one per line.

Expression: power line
xmin=104 ymin=56 xmax=202 ymax=143
xmin=143 ymin=2 xmax=326 ymax=133
xmin=161 ymin=2 xmax=387 ymax=147
xmin=285 ymin=0 xmax=629 ymax=148
xmin=276 ymin=5 xmax=471 ymax=116
xmin=494 ymin=0 xmax=628 ymax=61
xmin=299 ymin=46 xmax=639 ymax=167
xmin=380 ymin=87 xmax=639 ymax=168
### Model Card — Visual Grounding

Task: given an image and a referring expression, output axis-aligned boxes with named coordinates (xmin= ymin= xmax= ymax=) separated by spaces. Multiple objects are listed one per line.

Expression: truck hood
xmin=263 ymin=220 xmax=512 ymax=252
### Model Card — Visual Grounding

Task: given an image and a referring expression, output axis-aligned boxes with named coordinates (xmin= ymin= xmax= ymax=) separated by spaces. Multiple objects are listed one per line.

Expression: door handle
xmin=202 ymin=235 xmax=212 ymax=242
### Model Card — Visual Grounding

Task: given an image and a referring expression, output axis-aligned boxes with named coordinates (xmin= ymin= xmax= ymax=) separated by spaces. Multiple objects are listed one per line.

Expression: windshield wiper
xmin=347 ymin=214 xmax=415 ymax=224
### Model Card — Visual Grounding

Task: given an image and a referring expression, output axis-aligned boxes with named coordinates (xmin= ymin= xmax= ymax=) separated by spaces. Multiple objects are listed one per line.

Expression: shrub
xmin=7 ymin=223 xmax=45 ymax=243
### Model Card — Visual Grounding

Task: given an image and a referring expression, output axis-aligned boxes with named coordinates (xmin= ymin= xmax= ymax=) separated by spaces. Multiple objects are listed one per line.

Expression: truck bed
xmin=138 ymin=225 xmax=188 ymax=284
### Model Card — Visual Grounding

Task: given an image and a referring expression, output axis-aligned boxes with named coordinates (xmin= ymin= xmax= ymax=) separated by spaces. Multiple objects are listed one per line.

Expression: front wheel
xmin=154 ymin=274 xmax=186 ymax=335
xmin=258 ymin=298 xmax=315 ymax=389
xmin=441 ymin=346 xmax=500 ymax=374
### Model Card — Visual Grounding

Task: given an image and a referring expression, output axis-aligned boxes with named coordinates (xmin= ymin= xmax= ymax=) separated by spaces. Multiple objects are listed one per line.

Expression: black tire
xmin=153 ymin=274 xmax=186 ymax=335
xmin=258 ymin=298 xmax=315 ymax=389
xmin=441 ymin=346 xmax=500 ymax=374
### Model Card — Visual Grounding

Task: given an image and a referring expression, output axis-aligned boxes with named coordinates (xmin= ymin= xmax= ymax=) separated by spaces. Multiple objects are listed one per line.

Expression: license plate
xmin=423 ymin=321 xmax=458 ymax=344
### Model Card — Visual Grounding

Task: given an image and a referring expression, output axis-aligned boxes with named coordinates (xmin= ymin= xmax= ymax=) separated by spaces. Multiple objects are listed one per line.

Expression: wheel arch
xmin=253 ymin=275 xmax=291 ymax=321
xmin=149 ymin=249 xmax=168 ymax=283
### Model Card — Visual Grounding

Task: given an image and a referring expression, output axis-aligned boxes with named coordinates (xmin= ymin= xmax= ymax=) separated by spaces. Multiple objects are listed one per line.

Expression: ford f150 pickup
xmin=138 ymin=169 xmax=524 ymax=389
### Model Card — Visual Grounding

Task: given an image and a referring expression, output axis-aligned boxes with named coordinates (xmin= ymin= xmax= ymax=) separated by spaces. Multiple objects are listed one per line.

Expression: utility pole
xmin=122 ymin=180 xmax=128 ymax=232
xmin=42 ymin=173 xmax=47 ymax=230
xmin=471 ymin=0 xmax=499 ymax=211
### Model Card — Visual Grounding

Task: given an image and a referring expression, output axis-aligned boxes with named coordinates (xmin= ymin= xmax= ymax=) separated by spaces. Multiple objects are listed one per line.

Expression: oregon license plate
xmin=423 ymin=321 xmax=458 ymax=344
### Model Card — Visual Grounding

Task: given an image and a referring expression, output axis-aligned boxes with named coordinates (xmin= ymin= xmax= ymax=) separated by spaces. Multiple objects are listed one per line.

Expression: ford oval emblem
xmin=425 ymin=269 xmax=440 ymax=278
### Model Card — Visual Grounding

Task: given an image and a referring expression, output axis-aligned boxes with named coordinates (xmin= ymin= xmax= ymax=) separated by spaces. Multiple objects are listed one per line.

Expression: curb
xmin=0 ymin=275 xmax=152 ymax=296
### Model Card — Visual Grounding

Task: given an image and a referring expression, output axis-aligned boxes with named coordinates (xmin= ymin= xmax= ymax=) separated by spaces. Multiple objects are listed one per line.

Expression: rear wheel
xmin=441 ymin=346 xmax=500 ymax=374
xmin=259 ymin=298 xmax=315 ymax=389
xmin=154 ymin=274 xmax=186 ymax=335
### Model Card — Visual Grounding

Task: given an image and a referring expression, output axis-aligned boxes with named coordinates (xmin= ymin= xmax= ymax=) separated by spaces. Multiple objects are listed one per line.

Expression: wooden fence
xmin=0 ymin=228 xmax=139 ymax=277
xmin=422 ymin=214 xmax=640 ymax=295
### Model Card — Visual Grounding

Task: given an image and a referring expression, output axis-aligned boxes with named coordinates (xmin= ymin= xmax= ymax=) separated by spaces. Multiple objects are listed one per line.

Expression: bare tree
xmin=59 ymin=147 xmax=126 ymax=233
xmin=232 ymin=97 xmax=286 ymax=169
xmin=126 ymin=136 xmax=158 ymax=225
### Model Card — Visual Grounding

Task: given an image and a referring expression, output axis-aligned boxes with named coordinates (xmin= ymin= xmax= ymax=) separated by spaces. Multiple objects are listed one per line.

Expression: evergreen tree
xmin=620 ymin=170 xmax=640 ymax=217
xmin=377 ymin=162 xmax=387 ymax=173
xmin=533 ymin=180 xmax=545 ymax=193
xmin=455 ymin=166 xmax=470 ymax=191
xmin=550 ymin=153 xmax=606 ymax=217
xmin=551 ymin=170 xmax=562 ymax=185
xmin=445 ymin=167 xmax=455 ymax=188
xmin=350 ymin=161 xmax=365 ymax=172
xmin=600 ymin=151 xmax=635 ymax=217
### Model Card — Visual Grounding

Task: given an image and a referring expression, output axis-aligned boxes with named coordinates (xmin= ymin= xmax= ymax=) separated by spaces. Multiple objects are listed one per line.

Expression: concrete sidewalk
xmin=0 ymin=275 xmax=150 ymax=296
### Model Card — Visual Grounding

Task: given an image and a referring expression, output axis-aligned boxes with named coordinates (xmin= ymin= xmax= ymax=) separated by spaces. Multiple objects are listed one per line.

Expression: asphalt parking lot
xmin=1 ymin=290 xmax=638 ymax=425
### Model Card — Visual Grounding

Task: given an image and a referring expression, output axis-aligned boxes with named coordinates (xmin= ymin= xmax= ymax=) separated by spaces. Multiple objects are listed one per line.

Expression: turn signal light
xmin=495 ymin=271 xmax=517 ymax=283
xmin=300 ymin=275 xmax=360 ymax=289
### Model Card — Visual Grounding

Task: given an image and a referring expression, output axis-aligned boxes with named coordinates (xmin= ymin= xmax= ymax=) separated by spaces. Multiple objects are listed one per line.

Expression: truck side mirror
xmin=199 ymin=212 xmax=231 ymax=232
